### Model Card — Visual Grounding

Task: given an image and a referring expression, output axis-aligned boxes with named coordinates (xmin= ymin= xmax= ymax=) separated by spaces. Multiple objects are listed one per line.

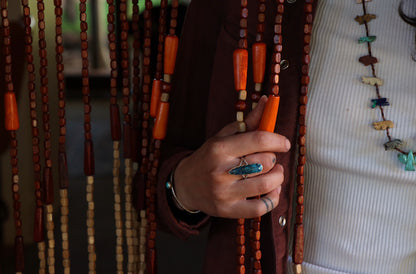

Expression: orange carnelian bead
xmin=4 ymin=92 xmax=19 ymax=131
xmin=153 ymin=102 xmax=169 ymax=140
xmin=258 ymin=95 xmax=280 ymax=132
xmin=233 ymin=48 xmax=248 ymax=91
xmin=150 ymin=79 xmax=162 ymax=118
xmin=252 ymin=42 xmax=266 ymax=83
xmin=164 ymin=35 xmax=179 ymax=75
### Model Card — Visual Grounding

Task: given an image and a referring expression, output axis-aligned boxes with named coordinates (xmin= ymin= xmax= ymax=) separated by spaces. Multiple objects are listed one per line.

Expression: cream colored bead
xmin=255 ymin=82 xmax=262 ymax=92
xmin=46 ymin=205 xmax=53 ymax=214
xmin=87 ymin=176 xmax=94 ymax=184
xmin=47 ymin=230 xmax=54 ymax=239
xmin=237 ymin=121 xmax=246 ymax=133
xmin=238 ymin=90 xmax=247 ymax=100
xmin=252 ymin=102 xmax=258 ymax=109
xmin=293 ymin=264 xmax=302 ymax=274
xmin=236 ymin=111 xmax=244 ymax=122
xmin=12 ymin=174 xmax=19 ymax=183
xmin=163 ymin=74 xmax=171 ymax=83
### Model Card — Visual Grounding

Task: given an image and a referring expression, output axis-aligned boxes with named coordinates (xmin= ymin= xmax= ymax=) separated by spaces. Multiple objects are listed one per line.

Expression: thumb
xmin=245 ymin=95 xmax=268 ymax=131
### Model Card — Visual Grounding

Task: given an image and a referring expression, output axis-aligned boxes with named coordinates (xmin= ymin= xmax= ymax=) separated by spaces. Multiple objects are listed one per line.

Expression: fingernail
xmin=285 ymin=139 xmax=291 ymax=150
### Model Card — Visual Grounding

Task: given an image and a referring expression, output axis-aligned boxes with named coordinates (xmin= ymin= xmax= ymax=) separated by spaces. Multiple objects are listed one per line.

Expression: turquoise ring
xmin=228 ymin=157 xmax=263 ymax=179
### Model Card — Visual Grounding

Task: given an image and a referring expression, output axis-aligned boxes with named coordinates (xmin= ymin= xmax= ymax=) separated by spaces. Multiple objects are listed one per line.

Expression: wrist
xmin=166 ymin=166 xmax=200 ymax=214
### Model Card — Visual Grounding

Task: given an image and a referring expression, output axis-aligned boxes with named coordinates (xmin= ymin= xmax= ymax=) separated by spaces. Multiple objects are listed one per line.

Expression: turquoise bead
xmin=358 ymin=35 xmax=376 ymax=43
xmin=398 ymin=151 xmax=416 ymax=171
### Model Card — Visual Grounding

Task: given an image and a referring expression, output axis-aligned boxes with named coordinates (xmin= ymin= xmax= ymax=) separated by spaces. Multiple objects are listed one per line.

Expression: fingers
xmin=221 ymin=130 xmax=291 ymax=157
xmin=223 ymin=188 xmax=281 ymax=219
xmin=229 ymin=164 xmax=284 ymax=199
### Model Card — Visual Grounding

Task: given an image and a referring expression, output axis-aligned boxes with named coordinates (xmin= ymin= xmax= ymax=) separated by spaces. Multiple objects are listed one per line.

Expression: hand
xmin=173 ymin=96 xmax=291 ymax=219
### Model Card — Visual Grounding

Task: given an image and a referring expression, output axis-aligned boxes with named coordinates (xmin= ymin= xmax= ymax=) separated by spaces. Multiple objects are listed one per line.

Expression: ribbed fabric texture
xmin=288 ymin=0 xmax=416 ymax=273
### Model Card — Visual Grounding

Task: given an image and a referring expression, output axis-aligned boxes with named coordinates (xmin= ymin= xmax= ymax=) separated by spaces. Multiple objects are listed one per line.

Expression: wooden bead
xmin=123 ymin=122 xmax=131 ymax=158
xmin=258 ymin=95 xmax=280 ymax=132
xmin=293 ymin=224 xmax=304 ymax=264
xmin=34 ymin=206 xmax=44 ymax=242
xmin=110 ymin=104 xmax=121 ymax=141
xmin=252 ymin=42 xmax=266 ymax=83
xmin=4 ymin=92 xmax=19 ymax=130
xmin=43 ymin=167 xmax=54 ymax=204
xmin=153 ymin=102 xmax=169 ymax=140
xmin=233 ymin=48 xmax=248 ymax=90
xmin=84 ymin=140 xmax=95 ymax=176
xmin=164 ymin=35 xmax=178 ymax=75
xmin=150 ymin=79 xmax=162 ymax=117
xmin=15 ymin=236 xmax=24 ymax=272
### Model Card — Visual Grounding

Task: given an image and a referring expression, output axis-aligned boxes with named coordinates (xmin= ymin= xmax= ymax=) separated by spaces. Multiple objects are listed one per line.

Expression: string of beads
xmin=2 ymin=0 xmax=25 ymax=272
xmin=19 ymin=0 xmax=47 ymax=272
xmin=35 ymin=0 xmax=56 ymax=272
xmin=233 ymin=1 xmax=249 ymax=273
xmin=292 ymin=1 xmax=314 ymax=273
xmin=54 ymin=0 xmax=71 ymax=272
xmin=79 ymin=1 xmax=97 ymax=272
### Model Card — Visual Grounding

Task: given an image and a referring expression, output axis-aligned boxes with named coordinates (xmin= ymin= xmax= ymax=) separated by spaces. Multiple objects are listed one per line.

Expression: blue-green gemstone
xmin=358 ymin=36 xmax=376 ymax=44
xmin=229 ymin=163 xmax=263 ymax=176
xmin=398 ymin=151 xmax=416 ymax=171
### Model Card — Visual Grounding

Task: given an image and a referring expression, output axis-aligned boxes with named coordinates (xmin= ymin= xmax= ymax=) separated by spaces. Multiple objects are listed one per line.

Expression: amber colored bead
xmin=43 ymin=166 xmax=53 ymax=204
xmin=153 ymin=102 xmax=169 ymax=140
xmin=150 ymin=79 xmax=162 ymax=117
xmin=237 ymin=245 xmax=245 ymax=255
xmin=164 ymin=35 xmax=178 ymax=75
xmin=238 ymin=218 xmax=245 ymax=225
xmin=4 ymin=92 xmax=19 ymax=131
xmin=252 ymin=43 xmax=266 ymax=83
xmin=293 ymin=224 xmax=304 ymax=264
xmin=296 ymin=214 xmax=303 ymax=225
xmin=251 ymin=240 xmax=260 ymax=250
xmin=233 ymin=48 xmax=248 ymax=91
xmin=84 ymin=140 xmax=95 ymax=176
xmin=299 ymin=125 xmax=306 ymax=136
xmin=237 ymin=254 xmax=245 ymax=265
xmin=296 ymin=205 xmax=304 ymax=215
xmin=34 ymin=206 xmax=44 ymax=242
xmin=58 ymin=152 xmax=69 ymax=189
xmin=297 ymin=184 xmax=304 ymax=195
xmin=15 ymin=236 xmax=24 ymax=272
xmin=259 ymin=95 xmax=280 ymax=132
xmin=235 ymin=100 xmax=247 ymax=111
xmin=297 ymin=195 xmax=304 ymax=205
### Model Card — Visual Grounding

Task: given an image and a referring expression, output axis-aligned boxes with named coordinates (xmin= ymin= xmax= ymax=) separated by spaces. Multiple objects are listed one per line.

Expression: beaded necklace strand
xmin=2 ymin=0 xmax=25 ymax=272
xmin=35 ymin=0 xmax=57 ymax=272
xmin=19 ymin=0 xmax=47 ymax=272
xmin=292 ymin=1 xmax=314 ymax=273
xmin=233 ymin=1 xmax=249 ymax=272
xmin=107 ymin=0 xmax=126 ymax=272
xmin=357 ymin=0 xmax=416 ymax=171
xmin=54 ymin=0 xmax=71 ymax=272
xmin=79 ymin=1 xmax=97 ymax=272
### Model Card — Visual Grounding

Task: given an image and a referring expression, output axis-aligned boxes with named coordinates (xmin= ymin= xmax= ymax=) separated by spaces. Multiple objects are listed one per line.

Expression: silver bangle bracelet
xmin=166 ymin=169 xmax=200 ymax=214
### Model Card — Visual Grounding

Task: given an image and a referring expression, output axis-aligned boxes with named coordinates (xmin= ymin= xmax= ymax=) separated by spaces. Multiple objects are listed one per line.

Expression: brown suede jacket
xmin=139 ymin=0 xmax=317 ymax=273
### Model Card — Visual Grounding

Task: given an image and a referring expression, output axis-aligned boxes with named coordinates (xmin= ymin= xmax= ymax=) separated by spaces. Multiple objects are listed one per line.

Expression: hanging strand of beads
xmin=249 ymin=1 xmax=268 ymax=273
xmin=54 ymin=0 xmax=71 ymax=272
xmin=107 ymin=0 xmax=124 ymax=272
xmin=79 ymin=1 xmax=97 ymax=272
xmin=20 ymin=0 xmax=46 ymax=272
xmin=147 ymin=1 xmax=180 ymax=273
xmin=292 ymin=1 xmax=314 ymax=273
xmin=117 ymin=0 xmax=137 ymax=271
xmin=130 ymin=0 xmax=147 ymax=272
xmin=130 ymin=0 xmax=141 ymax=270
xmin=139 ymin=1 xmax=153 ymax=271
xmin=251 ymin=0 xmax=267 ymax=110
xmin=2 ymin=1 xmax=25 ymax=272
xmin=35 ymin=0 xmax=56 ymax=272
xmin=233 ymin=1 xmax=249 ymax=273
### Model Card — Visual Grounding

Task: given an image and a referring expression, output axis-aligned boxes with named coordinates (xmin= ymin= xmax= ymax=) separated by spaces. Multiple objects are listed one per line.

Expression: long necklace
xmin=2 ymin=0 xmax=25 ymax=272
xmin=79 ymin=1 xmax=97 ymax=272
xmin=20 ymin=0 xmax=47 ymax=272
xmin=54 ymin=0 xmax=71 ymax=272
xmin=292 ymin=1 xmax=314 ymax=273
xmin=35 ymin=0 xmax=57 ymax=272
xmin=357 ymin=0 xmax=416 ymax=171
xmin=107 ymin=0 xmax=126 ymax=272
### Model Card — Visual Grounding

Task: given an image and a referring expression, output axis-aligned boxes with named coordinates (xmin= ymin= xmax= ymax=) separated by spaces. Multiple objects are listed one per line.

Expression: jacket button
xmin=278 ymin=216 xmax=287 ymax=227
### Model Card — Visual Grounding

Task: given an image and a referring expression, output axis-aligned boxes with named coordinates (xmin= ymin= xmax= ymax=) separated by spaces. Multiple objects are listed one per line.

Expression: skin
xmin=173 ymin=96 xmax=291 ymax=219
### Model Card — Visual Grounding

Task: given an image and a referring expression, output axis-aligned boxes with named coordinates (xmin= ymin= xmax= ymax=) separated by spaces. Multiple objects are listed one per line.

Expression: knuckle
xmin=253 ymin=131 xmax=270 ymax=147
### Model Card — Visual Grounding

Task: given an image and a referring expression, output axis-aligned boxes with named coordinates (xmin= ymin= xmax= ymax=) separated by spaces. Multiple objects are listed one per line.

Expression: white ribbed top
xmin=288 ymin=0 xmax=416 ymax=273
